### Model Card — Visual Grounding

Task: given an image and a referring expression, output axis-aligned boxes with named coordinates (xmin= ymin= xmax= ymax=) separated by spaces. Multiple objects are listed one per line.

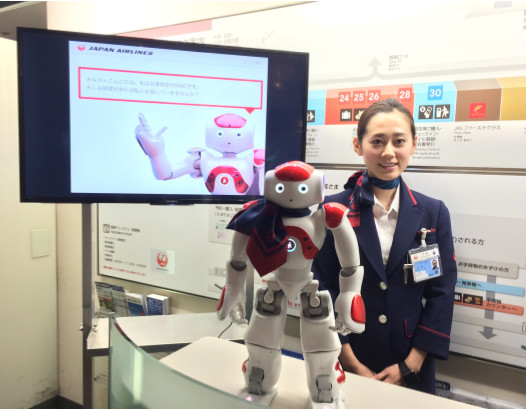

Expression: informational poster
xmin=99 ymin=203 xmax=236 ymax=298
xmin=98 ymin=1 xmax=526 ymax=367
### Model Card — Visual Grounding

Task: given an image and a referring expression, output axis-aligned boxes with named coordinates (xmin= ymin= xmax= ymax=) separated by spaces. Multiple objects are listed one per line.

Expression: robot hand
xmin=135 ymin=113 xmax=168 ymax=158
xmin=186 ymin=148 xmax=204 ymax=178
xmin=217 ymin=284 xmax=248 ymax=325
xmin=217 ymin=260 xmax=249 ymax=325
xmin=333 ymin=291 xmax=366 ymax=336
xmin=331 ymin=267 xmax=366 ymax=336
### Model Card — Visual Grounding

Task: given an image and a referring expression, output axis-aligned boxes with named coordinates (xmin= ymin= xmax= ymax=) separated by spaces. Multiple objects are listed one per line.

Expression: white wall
xmin=0 ymin=38 xmax=58 ymax=408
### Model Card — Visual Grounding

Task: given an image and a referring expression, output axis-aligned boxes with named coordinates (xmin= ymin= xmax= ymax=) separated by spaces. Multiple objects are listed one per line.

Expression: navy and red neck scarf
xmin=345 ymin=171 xmax=400 ymax=227
xmin=227 ymin=199 xmax=311 ymax=276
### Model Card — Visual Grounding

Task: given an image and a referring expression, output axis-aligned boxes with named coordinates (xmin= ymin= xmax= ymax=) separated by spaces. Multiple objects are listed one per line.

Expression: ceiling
xmin=0 ymin=1 xmax=47 ymax=41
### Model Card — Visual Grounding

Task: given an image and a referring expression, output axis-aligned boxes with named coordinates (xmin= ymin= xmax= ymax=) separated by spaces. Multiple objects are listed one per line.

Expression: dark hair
xmin=356 ymin=98 xmax=416 ymax=144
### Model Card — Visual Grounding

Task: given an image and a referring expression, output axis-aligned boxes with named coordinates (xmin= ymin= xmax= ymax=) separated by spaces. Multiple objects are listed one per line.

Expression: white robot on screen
xmin=135 ymin=112 xmax=265 ymax=194
xmin=217 ymin=161 xmax=366 ymax=409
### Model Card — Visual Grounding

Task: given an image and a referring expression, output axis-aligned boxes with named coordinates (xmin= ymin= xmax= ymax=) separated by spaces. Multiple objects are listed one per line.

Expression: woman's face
xmin=353 ymin=110 xmax=417 ymax=181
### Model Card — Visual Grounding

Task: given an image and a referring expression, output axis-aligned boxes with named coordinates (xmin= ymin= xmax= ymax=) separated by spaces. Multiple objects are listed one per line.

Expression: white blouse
xmin=372 ymin=186 xmax=400 ymax=266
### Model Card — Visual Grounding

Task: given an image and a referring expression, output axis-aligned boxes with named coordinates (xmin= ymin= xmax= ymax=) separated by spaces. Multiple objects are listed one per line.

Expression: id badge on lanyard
xmin=403 ymin=228 xmax=442 ymax=284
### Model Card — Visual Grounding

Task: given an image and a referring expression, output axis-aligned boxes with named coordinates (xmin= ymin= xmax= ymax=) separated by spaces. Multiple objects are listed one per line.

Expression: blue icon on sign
xmin=428 ymin=85 xmax=443 ymax=100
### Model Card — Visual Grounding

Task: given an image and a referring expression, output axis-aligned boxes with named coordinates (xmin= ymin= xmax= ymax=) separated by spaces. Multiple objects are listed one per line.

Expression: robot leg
xmin=300 ymin=287 xmax=345 ymax=409
xmin=242 ymin=281 xmax=288 ymax=404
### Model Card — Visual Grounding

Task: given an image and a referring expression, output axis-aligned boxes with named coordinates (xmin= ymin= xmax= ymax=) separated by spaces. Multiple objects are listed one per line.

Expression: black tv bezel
xmin=17 ymin=27 xmax=308 ymax=204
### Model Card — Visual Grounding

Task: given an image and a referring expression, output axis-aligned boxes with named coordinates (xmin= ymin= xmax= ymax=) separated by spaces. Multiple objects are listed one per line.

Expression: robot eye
xmin=236 ymin=132 xmax=243 ymax=138
xmin=275 ymin=183 xmax=285 ymax=194
xmin=217 ymin=131 xmax=224 ymax=137
xmin=298 ymin=183 xmax=309 ymax=194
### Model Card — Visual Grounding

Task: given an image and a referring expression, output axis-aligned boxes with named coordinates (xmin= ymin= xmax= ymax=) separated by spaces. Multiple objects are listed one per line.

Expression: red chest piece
xmin=284 ymin=226 xmax=319 ymax=259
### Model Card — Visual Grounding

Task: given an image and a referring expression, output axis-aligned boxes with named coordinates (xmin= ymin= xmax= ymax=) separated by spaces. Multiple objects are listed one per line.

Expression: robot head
xmin=264 ymin=161 xmax=325 ymax=209
xmin=206 ymin=113 xmax=254 ymax=154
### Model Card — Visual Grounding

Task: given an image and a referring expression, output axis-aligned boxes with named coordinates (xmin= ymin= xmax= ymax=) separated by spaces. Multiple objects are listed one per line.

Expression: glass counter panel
xmin=108 ymin=315 xmax=265 ymax=409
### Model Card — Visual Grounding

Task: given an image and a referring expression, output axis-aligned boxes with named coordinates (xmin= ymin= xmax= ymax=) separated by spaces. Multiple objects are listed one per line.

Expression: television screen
xmin=17 ymin=27 xmax=308 ymax=204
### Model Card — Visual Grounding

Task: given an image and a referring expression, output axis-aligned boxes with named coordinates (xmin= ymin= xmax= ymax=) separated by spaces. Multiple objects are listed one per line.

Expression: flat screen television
xmin=17 ymin=27 xmax=308 ymax=204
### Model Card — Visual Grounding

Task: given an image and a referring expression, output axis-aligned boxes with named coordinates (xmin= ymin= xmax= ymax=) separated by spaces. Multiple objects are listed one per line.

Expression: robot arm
xmin=323 ymin=203 xmax=366 ymax=336
xmin=135 ymin=114 xmax=201 ymax=180
xmin=217 ymin=232 xmax=250 ymax=325
xmin=171 ymin=148 xmax=203 ymax=179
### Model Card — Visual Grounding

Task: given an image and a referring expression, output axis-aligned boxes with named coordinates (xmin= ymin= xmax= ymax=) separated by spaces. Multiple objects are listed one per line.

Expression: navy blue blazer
xmin=313 ymin=176 xmax=457 ymax=394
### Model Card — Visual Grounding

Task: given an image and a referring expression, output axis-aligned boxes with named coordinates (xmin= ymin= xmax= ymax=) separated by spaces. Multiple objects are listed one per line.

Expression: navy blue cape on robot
xmin=227 ymin=199 xmax=310 ymax=276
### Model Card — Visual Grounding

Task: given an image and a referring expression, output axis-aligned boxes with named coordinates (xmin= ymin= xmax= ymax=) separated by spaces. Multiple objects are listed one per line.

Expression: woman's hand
xmin=374 ymin=347 xmax=428 ymax=385
xmin=373 ymin=363 xmax=404 ymax=385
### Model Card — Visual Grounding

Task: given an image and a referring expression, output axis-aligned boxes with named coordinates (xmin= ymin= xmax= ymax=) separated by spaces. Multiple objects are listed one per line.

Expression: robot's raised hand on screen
xmin=135 ymin=113 xmax=198 ymax=180
xmin=135 ymin=113 xmax=168 ymax=158
xmin=135 ymin=113 xmax=174 ymax=180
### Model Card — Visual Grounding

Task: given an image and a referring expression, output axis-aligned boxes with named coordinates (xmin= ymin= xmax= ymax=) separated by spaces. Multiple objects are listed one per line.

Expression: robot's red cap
xmin=214 ymin=113 xmax=246 ymax=128
xmin=274 ymin=161 xmax=314 ymax=181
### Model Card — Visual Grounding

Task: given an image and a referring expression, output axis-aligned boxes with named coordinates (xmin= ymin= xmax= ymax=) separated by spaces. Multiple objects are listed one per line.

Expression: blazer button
xmin=378 ymin=315 xmax=387 ymax=324
xmin=379 ymin=282 xmax=387 ymax=290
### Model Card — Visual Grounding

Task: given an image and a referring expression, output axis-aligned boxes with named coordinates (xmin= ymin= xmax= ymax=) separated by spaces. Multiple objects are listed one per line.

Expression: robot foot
xmin=239 ymin=386 xmax=278 ymax=407
xmin=308 ymin=390 xmax=345 ymax=409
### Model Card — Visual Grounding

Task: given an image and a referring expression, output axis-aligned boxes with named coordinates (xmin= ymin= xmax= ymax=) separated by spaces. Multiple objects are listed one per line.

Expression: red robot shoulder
xmin=243 ymin=199 xmax=259 ymax=210
xmin=323 ymin=202 xmax=349 ymax=228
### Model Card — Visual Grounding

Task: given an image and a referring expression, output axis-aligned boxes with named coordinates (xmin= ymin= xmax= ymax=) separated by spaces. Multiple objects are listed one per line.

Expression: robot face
xmin=206 ymin=113 xmax=254 ymax=154
xmin=264 ymin=161 xmax=325 ymax=209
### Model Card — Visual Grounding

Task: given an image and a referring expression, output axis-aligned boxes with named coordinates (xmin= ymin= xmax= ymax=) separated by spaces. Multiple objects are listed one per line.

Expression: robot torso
xmin=200 ymin=151 xmax=256 ymax=194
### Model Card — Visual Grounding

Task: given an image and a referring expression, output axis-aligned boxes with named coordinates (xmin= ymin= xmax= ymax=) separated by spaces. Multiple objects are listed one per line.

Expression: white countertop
xmin=87 ymin=312 xmax=247 ymax=353
xmin=161 ymin=336 xmax=476 ymax=409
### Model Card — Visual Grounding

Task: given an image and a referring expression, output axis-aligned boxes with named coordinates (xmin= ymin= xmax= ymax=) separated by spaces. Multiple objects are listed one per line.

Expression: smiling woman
xmin=313 ymin=98 xmax=458 ymax=395
xmin=353 ymin=99 xmax=417 ymax=209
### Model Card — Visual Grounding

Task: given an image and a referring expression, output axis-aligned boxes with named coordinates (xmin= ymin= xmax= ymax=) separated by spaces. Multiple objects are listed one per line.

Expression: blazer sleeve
xmin=412 ymin=200 xmax=457 ymax=359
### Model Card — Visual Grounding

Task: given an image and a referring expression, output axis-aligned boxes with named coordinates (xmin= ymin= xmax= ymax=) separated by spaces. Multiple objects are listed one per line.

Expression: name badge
xmin=408 ymin=244 xmax=442 ymax=283
xmin=404 ymin=228 xmax=442 ymax=284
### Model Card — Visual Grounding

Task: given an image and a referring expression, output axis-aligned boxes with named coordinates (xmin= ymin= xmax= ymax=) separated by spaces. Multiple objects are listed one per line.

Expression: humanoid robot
xmin=135 ymin=112 xmax=264 ymax=194
xmin=217 ymin=161 xmax=366 ymax=409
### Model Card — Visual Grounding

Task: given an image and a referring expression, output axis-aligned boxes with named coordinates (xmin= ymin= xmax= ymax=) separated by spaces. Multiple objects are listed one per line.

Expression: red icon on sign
xmin=78 ymin=45 xmax=85 ymax=51
xmin=221 ymin=176 xmax=229 ymax=185
xmin=469 ymin=103 xmax=486 ymax=119
xmin=157 ymin=252 xmax=168 ymax=267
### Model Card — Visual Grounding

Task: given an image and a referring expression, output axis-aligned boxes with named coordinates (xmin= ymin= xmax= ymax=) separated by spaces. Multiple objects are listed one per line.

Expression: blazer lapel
xmin=355 ymin=204 xmax=387 ymax=282
xmin=385 ymin=180 xmax=423 ymax=275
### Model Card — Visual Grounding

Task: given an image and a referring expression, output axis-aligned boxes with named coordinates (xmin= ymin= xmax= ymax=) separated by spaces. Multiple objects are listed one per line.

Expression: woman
xmin=313 ymin=98 xmax=457 ymax=394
